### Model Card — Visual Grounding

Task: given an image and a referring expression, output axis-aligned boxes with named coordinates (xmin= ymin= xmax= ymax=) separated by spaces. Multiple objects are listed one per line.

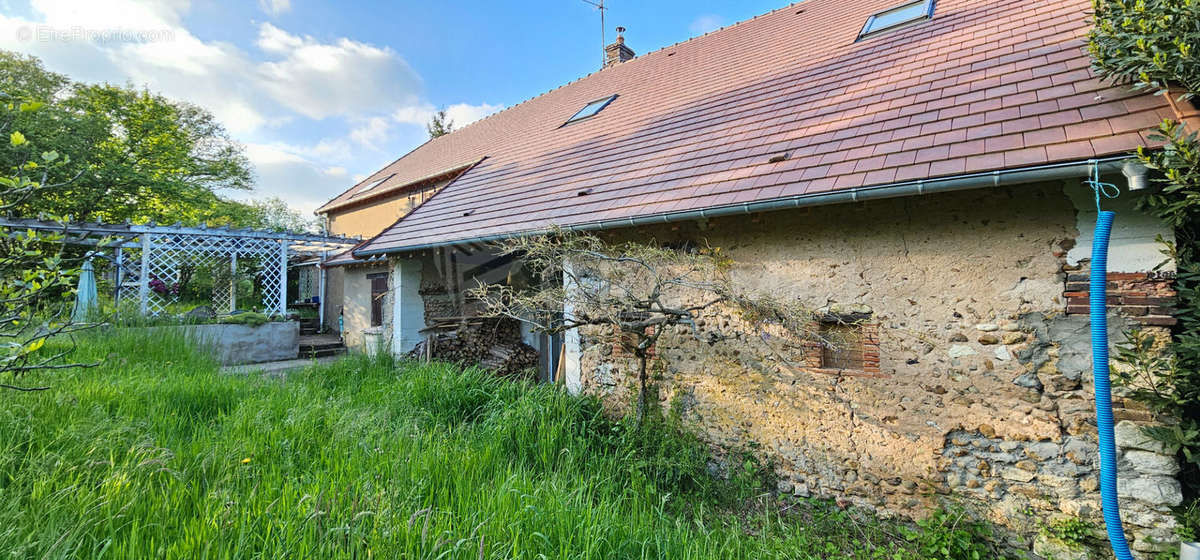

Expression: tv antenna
xmin=580 ymin=0 xmax=607 ymax=66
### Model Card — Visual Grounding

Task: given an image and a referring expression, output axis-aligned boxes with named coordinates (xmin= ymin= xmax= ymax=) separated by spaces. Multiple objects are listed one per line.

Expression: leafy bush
xmin=902 ymin=507 xmax=996 ymax=560
xmin=1176 ymin=499 xmax=1200 ymax=541
xmin=1089 ymin=0 xmax=1200 ymax=97
xmin=1092 ymin=0 xmax=1200 ymax=505
xmin=1041 ymin=516 xmax=1095 ymax=546
xmin=217 ymin=311 xmax=272 ymax=327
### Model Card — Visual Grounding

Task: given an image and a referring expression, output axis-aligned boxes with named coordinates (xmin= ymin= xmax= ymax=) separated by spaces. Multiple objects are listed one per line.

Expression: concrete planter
xmin=147 ymin=321 xmax=299 ymax=365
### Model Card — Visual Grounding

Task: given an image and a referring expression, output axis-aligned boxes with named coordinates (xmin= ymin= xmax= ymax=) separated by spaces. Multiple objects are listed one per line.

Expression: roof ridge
xmin=319 ymin=1 xmax=813 ymax=214
xmin=425 ymin=2 xmax=809 ymax=140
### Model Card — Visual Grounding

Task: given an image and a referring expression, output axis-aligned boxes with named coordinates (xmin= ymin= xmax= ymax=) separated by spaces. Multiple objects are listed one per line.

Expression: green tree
xmin=426 ymin=108 xmax=453 ymax=138
xmin=0 ymin=51 xmax=69 ymax=100
xmin=0 ymin=50 xmax=255 ymax=225
xmin=241 ymin=196 xmax=319 ymax=233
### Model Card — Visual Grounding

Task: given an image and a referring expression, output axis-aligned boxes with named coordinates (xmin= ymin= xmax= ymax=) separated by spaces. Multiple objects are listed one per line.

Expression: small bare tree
xmin=470 ymin=229 xmax=819 ymax=424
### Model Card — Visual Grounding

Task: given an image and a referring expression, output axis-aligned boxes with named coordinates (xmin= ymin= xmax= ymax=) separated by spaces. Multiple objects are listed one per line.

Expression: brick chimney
xmin=604 ymin=26 xmax=635 ymax=68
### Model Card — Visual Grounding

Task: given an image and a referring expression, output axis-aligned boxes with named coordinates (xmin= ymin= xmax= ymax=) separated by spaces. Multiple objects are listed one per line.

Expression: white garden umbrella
xmin=72 ymin=258 xmax=97 ymax=322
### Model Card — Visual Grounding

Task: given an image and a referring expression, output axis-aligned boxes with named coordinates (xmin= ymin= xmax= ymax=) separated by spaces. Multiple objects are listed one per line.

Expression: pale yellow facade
xmin=325 ymin=185 xmax=438 ymax=238
xmin=318 ymin=181 xmax=442 ymax=344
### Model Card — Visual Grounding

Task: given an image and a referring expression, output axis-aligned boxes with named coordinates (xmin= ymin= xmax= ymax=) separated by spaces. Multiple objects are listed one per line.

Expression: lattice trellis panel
xmin=136 ymin=233 xmax=287 ymax=316
xmin=0 ymin=216 xmax=359 ymax=320
xmin=297 ymin=266 xmax=318 ymax=301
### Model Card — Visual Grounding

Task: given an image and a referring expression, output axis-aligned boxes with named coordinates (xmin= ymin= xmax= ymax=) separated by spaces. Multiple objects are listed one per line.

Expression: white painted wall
xmin=1065 ymin=179 xmax=1175 ymax=272
xmin=390 ymin=257 xmax=426 ymax=355
xmin=562 ymin=259 xmax=582 ymax=395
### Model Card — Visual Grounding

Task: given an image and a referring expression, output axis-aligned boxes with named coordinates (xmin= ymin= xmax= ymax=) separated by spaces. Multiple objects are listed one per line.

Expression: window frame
xmin=367 ymin=272 xmax=388 ymax=327
xmin=353 ymin=173 xmax=395 ymax=198
xmin=818 ymin=322 xmax=867 ymax=371
xmin=801 ymin=318 xmax=882 ymax=376
xmin=562 ymin=94 xmax=618 ymax=126
xmin=856 ymin=0 xmax=936 ymax=41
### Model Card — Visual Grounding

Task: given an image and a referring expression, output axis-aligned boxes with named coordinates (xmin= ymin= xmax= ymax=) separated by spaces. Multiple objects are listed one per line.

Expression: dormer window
xmin=857 ymin=0 xmax=935 ymax=41
xmin=563 ymin=94 xmax=617 ymax=126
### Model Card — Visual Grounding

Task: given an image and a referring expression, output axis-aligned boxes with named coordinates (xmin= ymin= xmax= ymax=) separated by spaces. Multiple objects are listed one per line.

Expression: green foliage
xmin=426 ymin=108 xmax=453 ymax=138
xmin=1088 ymin=0 xmax=1200 ymax=97
xmin=217 ymin=311 xmax=273 ymax=327
xmin=1139 ymin=120 xmax=1200 ymax=231
xmin=0 ymin=50 xmax=310 ymax=231
xmin=901 ymin=507 xmax=996 ymax=560
xmin=1092 ymin=0 xmax=1200 ymax=504
xmin=0 ymin=332 xmax=1004 ymax=558
xmin=0 ymin=93 xmax=90 ymax=390
xmin=1174 ymin=499 xmax=1200 ymax=543
xmin=1040 ymin=516 xmax=1094 ymax=545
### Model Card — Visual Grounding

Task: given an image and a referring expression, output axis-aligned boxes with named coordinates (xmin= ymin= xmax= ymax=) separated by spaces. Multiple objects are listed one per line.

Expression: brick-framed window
xmin=802 ymin=318 xmax=881 ymax=376
xmin=368 ymin=272 xmax=388 ymax=327
xmin=611 ymin=311 xmax=657 ymax=357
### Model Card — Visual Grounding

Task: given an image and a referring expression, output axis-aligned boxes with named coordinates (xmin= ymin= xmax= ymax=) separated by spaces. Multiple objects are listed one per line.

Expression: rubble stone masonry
xmin=571 ymin=182 xmax=1181 ymax=557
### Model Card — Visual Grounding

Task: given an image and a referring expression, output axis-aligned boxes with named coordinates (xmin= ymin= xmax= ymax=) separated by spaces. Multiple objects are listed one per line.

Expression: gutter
xmin=354 ymin=155 xmax=1134 ymax=257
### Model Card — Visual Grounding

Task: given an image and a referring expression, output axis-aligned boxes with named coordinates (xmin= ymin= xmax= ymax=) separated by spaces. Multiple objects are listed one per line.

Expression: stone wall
xmin=145 ymin=322 xmax=299 ymax=365
xmin=570 ymin=182 xmax=1182 ymax=557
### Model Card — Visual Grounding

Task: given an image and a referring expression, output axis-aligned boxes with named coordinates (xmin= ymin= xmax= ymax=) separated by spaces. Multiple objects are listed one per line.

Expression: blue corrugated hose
xmin=1091 ymin=210 xmax=1133 ymax=560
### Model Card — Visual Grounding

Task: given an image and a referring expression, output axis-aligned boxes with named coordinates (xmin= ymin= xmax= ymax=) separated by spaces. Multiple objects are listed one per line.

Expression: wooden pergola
xmin=0 ymin=217 xmax=358 ymax=318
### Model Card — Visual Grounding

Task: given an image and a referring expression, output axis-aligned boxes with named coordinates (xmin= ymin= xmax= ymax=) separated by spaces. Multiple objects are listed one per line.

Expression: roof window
xmin=563 ymin=94 xmax=617 ymax=125
xmin=857 ymin=0 xmax=935 ymax=40
xmin=353 ymin=173 xmax=394 ymax=197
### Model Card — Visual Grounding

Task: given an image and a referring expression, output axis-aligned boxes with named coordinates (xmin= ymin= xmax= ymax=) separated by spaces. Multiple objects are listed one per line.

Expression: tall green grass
xmin=0 ymin=331 xmax=971 ymax=559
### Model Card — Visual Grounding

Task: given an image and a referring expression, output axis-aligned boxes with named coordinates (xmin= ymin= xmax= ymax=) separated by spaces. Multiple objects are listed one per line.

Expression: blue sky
xmin=0 ymin=0 xmax=785 ymax=214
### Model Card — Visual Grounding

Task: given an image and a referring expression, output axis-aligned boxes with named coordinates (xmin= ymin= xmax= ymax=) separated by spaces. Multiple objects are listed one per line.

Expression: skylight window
xmin=563 ymin=94 xmax=617 ymax=125
xmin=353 ymin=173 xmax=395 ymax=198
xmin=857 ymin=0 xmax=935 ymax=40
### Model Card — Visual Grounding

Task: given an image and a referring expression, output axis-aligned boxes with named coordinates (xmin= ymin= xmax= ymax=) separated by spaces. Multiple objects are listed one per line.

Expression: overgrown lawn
xmin=0 ymin=331 xmax=986 ymax=559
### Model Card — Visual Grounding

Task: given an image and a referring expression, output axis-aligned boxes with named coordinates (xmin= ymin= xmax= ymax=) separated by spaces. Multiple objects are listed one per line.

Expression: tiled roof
xmin=317 ymin=159 xmax=482 ymax=214
xmin=349 ymin=0 xmax=1169 ymax=255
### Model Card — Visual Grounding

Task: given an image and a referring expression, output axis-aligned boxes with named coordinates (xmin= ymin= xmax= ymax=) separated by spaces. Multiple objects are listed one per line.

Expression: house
xmin=316 ymin=0 xmax=1191 ymax=553
xmin=315 ymin=163 xmax=472 ymax=349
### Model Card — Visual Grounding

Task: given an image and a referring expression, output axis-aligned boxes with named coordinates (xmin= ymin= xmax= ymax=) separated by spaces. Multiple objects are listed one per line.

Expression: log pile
xmin=409 ymin=316 xmax=539 ymax=379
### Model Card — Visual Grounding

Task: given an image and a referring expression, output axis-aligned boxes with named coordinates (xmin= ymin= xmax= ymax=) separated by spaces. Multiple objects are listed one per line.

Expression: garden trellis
xmin=0 ymin=217 xmax=358 ymax=317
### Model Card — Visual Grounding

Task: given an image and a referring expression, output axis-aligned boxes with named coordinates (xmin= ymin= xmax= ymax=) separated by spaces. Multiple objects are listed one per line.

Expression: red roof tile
xmin=338 ymin=0 xmax=1165 ymax=254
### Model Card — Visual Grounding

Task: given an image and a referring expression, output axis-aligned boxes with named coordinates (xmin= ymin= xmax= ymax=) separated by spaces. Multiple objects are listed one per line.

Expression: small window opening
xmin=563 ymin=94 xmax=618 ymax=125
xmin=819 ymin=322 xmax=865 ymax=370
xmin=368 ymin=273 xmax=388 ymax=327
xmin=857 ymin=0 xmax=935 ymax=41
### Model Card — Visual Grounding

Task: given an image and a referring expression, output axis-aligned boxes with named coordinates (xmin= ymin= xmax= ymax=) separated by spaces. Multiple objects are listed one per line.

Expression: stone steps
xmin=299 ymin=342 xmax=345 ymax=359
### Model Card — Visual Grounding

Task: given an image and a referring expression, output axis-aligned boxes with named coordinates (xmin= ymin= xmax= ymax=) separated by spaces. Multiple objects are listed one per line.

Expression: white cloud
xmin=255 ymin=23 xmax=423 ymax=120
xmin=258 ymin=0 xmax=291 ymax=16
xmin=0 ymin=0 xmax=501 ymax=216
xmin=256 ymin=22 xmax=303 ymax=53
xmin=689 ymin=14 xmax=723 ymax=35
xmin=392 ymin=102 xmax=503 ymax=130
xmin=349 ymin=116 xmax=391 ymax=146
xmin=243 ymin=143 xmax=352 ymax=214
xmin=444 ymin=102 xmax=503 ymax=128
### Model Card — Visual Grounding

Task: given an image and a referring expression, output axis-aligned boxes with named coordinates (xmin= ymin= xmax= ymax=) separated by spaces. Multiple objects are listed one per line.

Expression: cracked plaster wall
xmin=575 ymin=182 xmax=1180 ymax=556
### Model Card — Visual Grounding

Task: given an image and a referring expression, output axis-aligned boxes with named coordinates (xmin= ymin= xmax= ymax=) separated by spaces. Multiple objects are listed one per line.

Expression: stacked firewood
xmin=410 ymin=316 xmax=538 ymax=379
